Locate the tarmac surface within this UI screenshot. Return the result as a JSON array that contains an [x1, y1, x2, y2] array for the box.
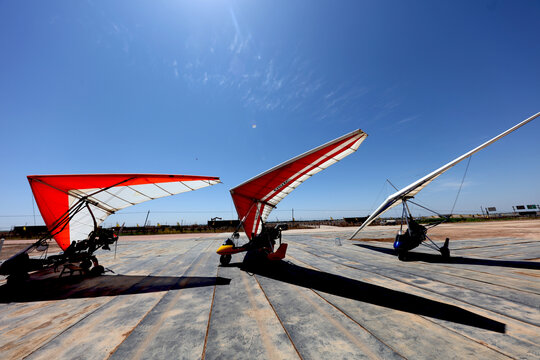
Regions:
[[0, 222, 539, 359]]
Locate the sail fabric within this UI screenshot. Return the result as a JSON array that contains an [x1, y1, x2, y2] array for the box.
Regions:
[[231, 129, 367, 239], [349, 111, 540, 239], [28, 174, 220, 250]]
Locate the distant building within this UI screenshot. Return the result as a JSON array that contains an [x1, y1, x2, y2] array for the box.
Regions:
[[513, 204, 539, 216]]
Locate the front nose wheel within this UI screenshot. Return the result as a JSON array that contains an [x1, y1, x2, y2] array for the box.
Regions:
[[220, 254, 231, 265]]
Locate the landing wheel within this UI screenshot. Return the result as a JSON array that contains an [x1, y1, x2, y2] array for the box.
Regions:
[[80, 259, 92, 272], [440, 246, 450, 259], [440, 237, 450, 259], [397, 250, 407, 261], [90, 265, 105, 276], [220, 254, 231, 266]]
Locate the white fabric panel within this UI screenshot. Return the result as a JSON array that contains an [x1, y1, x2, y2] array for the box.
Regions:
[[129, 183, 172, 199], [253, 202, 263, 234], [295, 174, 312, 184], [77, 180, 218, 213], [84, 187, 144, 210], [73, 187, 136, 212], [155, 181, 194, 194], [89, 189, 135, 210], [182, 180, 217, 190], [286, 180, 303, 192], [68, 192, 79, 208], [350, 139, 362, 151], [316, 157, 339, 171], [64, 178, 218, 242], [269, 193, 286, 205], [69, 203, 108, 242], [261, 205, 273, 223], [334, 148, 354, 161], [76, 188, 99, 197]]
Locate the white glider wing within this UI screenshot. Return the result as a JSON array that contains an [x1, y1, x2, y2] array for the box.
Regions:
[[350, 112, 539, 239]]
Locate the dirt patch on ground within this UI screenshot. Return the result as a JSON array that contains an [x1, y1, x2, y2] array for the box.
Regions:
[[426, 219, 540, 240], [349, 219, 540, 242]]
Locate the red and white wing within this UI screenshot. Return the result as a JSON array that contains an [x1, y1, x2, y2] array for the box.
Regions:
[[231, 129, 367, 239], [28, 174, 220, 250]]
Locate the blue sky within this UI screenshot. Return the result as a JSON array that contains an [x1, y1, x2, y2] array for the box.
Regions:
[[1, 0, 539, 229]]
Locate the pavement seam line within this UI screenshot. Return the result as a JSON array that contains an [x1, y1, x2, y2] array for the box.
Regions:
[[201, 249, 220, 360], [253, 275, 304, 360], [240, 270, 282, 359], [106, 241, 212, 359], [286, 254, 406, 360], [417, 314, 516, 359], [121, 240, 216, 360]]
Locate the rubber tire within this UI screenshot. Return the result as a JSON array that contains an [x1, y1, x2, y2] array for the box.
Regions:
[[80, 259, 92, 271], [397, 251, 407, 261], [440, 247, 450, 259], [90, 265, 105, 276], [220, 254, 231, 266]]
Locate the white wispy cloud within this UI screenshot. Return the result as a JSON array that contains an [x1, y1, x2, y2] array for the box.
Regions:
[[173, 60, 179, 78], [438, 180, 473, 189], [317, 85, 368, 122], [424, 180, 473, 194], [110, 22, 131, 54], [229, 8, 251, 54], [397, 115, 419, 125], [383, 100, 400, 109], [171, 12, 341, 116]]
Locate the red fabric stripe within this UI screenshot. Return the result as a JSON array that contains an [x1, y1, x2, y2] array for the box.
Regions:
[[262, 136, 356, 205]]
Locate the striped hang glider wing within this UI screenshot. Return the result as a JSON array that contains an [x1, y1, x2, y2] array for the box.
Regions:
[[28, 174, 220, 250], [231, 129, 367, 239], [349, 111, 540, 239]]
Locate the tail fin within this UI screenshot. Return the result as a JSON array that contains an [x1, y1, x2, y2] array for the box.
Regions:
[[268, 243, 288, 261]]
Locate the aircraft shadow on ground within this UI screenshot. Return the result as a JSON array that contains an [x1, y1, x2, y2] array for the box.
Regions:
[[0, 274, 231, 303], [227, 260, 505, 333], [355, 243, 540, 270]]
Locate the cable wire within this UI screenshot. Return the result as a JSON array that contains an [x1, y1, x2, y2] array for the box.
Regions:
[[450, 156, 472, 215]]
